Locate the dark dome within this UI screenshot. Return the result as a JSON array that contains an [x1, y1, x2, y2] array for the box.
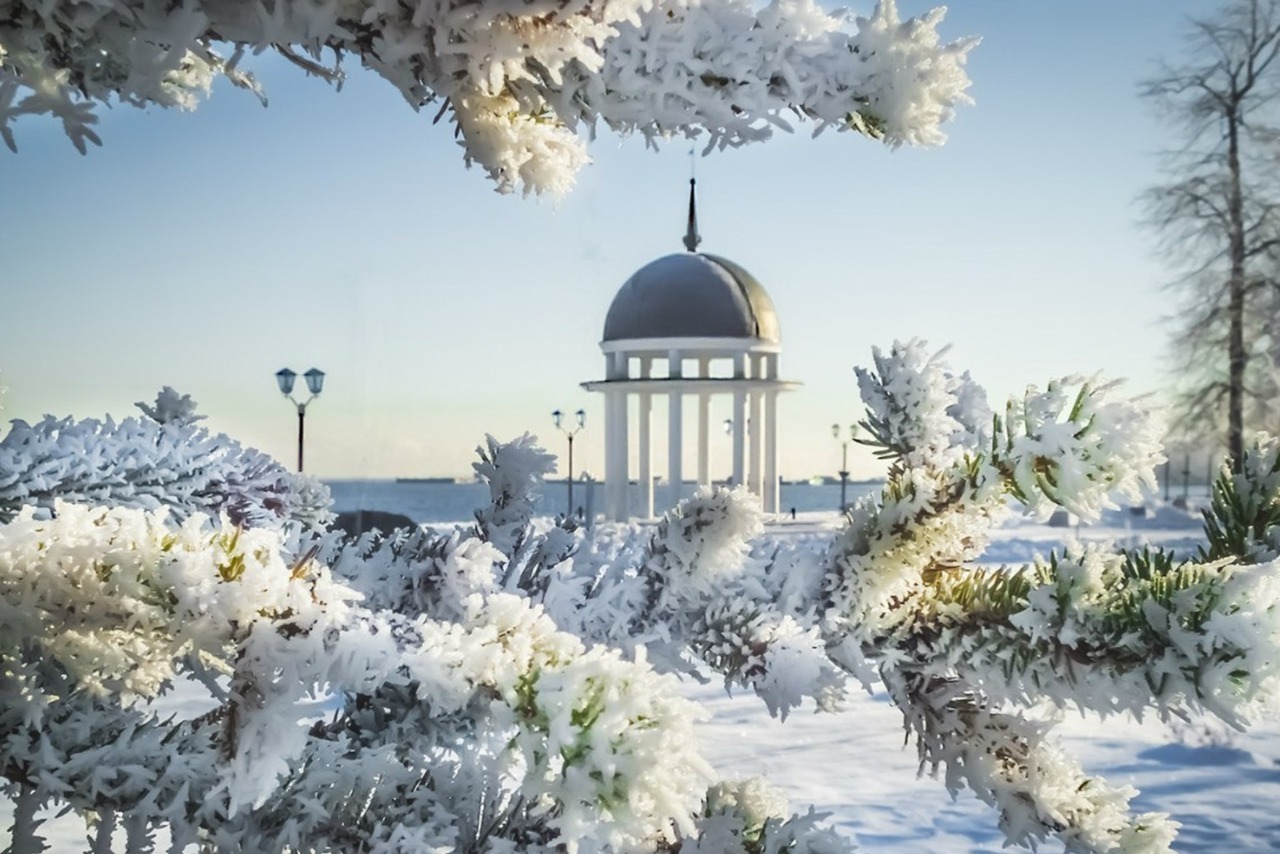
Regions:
[[602, 253, 780, 343]]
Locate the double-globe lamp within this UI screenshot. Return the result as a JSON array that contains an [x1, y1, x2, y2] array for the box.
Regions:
[[552, 408, 586, 518], [276, 367, 325, 472]]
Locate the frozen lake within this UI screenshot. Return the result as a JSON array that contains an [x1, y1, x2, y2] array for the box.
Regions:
[[324, 478, 883, 523]]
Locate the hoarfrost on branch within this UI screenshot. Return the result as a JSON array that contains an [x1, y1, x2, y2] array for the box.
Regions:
[[0, 0, 976, 194]]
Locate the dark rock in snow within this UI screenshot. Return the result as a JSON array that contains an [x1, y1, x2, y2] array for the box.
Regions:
[[333, 509, 418, 540]]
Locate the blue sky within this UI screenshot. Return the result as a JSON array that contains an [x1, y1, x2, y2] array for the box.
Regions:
[[0, 0, 1212, 481]]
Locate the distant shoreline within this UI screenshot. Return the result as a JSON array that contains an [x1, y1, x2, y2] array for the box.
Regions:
[[327, 477, 887, 487]]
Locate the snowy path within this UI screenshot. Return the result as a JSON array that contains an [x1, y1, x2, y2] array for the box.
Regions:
[[692, 679, 1280, 852]]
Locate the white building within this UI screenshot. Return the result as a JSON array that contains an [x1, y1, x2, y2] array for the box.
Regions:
[[582, 182, 800, 520]]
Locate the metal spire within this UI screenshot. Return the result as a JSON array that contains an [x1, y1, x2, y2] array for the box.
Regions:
[[682, 177, 702, 252]]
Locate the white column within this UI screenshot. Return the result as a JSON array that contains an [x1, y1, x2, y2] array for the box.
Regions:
[[668, 390, 683, 509], [638, 356, 653, 517], [603, 390, 619, 520], [638, 392, 653, 517], [617, 391, 630, 519], [732, 353, 746, 487], [697, 393, 710, 487], [603, 354, 617, 520], [748, 387, 763, 495], [666, 349, 683, 508], [697, 358, 711, 487], [764, 389, 779, 513], [605, 352, 631, 521]]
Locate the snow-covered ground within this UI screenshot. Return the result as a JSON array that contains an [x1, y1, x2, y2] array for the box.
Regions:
[[9, 504, 1279, 852], [691, 503, 1280, 853], [695, 679, 1280, 852]]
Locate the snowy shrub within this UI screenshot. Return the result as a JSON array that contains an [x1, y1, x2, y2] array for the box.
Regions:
[[5, 341, 1280, 854], [0, 388, 330, 531], [0, 0, 976, 195]]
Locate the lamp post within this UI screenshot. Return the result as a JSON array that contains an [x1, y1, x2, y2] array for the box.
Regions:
[[833, 423, 858, 511], [276, 367, 324, 472], [553, 408, 586, 517]]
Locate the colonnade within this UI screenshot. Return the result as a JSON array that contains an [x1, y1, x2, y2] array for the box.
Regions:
[[591, 343, 786, 520]]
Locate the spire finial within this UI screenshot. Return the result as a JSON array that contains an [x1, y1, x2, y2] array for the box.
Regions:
[[682, 176, 702, 252]]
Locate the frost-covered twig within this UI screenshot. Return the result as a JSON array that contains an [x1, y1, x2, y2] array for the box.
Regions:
[[885, 671, 1178, 854], [6, 782, 47, 854]]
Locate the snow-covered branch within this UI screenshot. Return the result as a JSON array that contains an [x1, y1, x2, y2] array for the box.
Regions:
[[0, 0, 976, 194], [0, 499, 728, 851], [816, 341, 1278, 852]]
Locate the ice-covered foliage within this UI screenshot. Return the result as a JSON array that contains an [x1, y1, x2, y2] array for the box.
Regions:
[[0, 389, 331, 530], [472, 431, 557, 553], [816, 342, 1276, 853], [680, 777, 855, 854], [0, 501, 347, 705], [0, 502, 718, 852], [996, 376, 1163, 522], [6, 342, 1280, 854], [134, 386, 203, 425], [1200, 432, 1280, 564], [0, 0, 976, 195], [470, 431, 583, 595]]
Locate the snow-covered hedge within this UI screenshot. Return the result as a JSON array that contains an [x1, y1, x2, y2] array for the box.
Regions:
[[4, 341, 1280, 854], [0, 387, 332, 530]]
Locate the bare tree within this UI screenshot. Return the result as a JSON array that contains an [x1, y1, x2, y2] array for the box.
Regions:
[[1143, 0, 1280, 468]]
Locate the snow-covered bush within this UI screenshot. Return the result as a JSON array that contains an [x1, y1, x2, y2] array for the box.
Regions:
[[4, 340, 1280, 854], [0, 387, 332, 530], [0, 0, 976, 194]]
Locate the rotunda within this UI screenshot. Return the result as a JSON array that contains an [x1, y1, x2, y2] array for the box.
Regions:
[[582, 181, 800, 520]]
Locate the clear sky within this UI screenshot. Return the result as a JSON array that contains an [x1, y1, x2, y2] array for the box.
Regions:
[[0, 0, 1213, 482]]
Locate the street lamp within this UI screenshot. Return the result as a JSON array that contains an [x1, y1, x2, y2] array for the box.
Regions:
[[833, 423, 858, 511], [553, 408, 586, 517], [276, 367, 324, 472]]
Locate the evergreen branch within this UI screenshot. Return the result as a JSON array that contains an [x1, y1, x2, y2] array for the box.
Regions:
[[885, 671, 1177, 854], [1199, 433, 1280, 562], [881, 546, 1272, 727]]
